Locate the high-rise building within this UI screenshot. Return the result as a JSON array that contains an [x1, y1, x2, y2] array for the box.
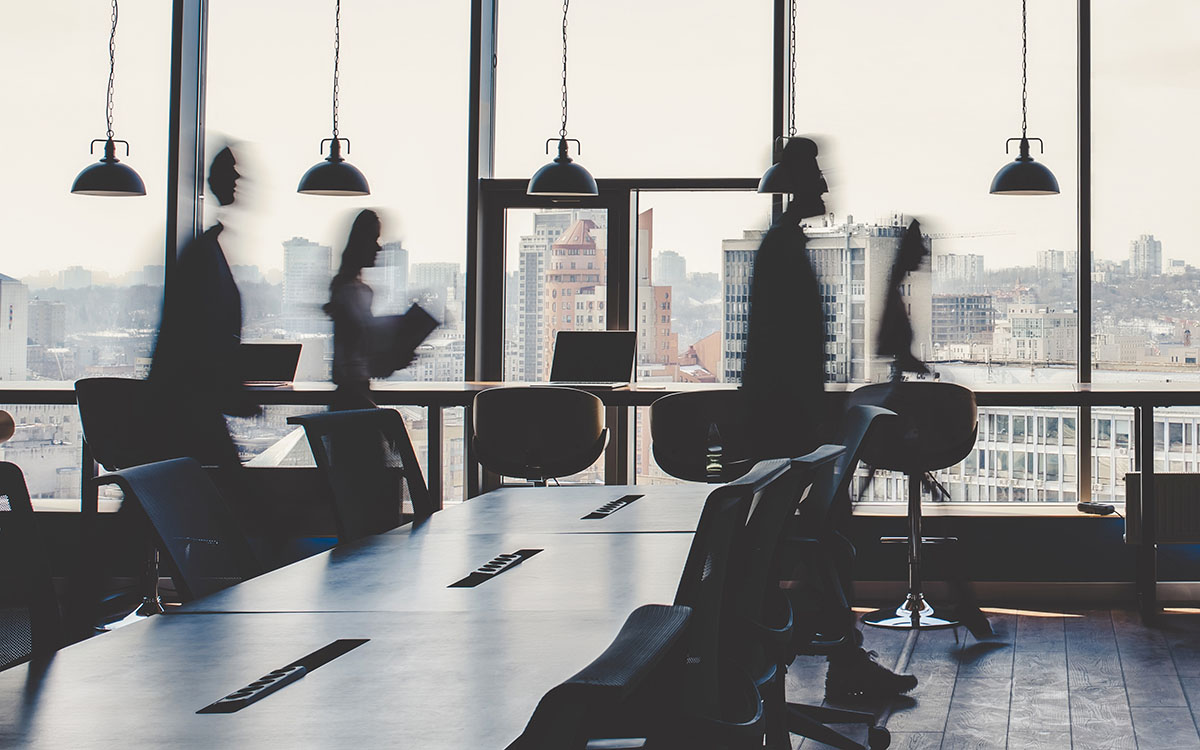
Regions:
[[0, 275, 29, 380], [721, 216, 931, 384], [514, 209, 607, 381], [1036, 248, 1077, 276], [1129, 234, 1162, 278], [720, 229, 763, 382], [932, 294, 994, 346], [544, 219, 607, 367], [363, 240, 409, 315], [992, 306, 1078, 363], [59, 266, 92, 289], [932, 252, 985, 292], [28, 299, 66, 348], [282, 237, 333, 335], [636, 210, 677, 367], [410, 262, 461, 324], [654, 249, 686, 287]]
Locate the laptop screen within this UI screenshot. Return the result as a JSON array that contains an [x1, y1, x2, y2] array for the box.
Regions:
[[238, 343, 302, 385], [549, 331, 637, 383]]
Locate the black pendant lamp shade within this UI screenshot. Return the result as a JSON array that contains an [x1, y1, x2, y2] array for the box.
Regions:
[[527, 0, 598, 198], [990, 0, 1058, 196], [72, 0, 146, 197], [758, 138, 796, 194], [298, 0, 369, 196], [528, 138, 597, 197], [72, 138, 146, 196], [990, 137, 1059, 195], [298, 138, 370, 196]]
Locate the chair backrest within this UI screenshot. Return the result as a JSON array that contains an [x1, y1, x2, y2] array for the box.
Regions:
[[845, 381, 978, 473], [288, 408, 432, 541], [672, 464, 769, 716], [472, 387, 607, 482], [103, 458, 261, 601], [650, 390, 755, 482], [75, 377, 170, 471], [0, 462, 61, 670], [797, 404, 898, 531]]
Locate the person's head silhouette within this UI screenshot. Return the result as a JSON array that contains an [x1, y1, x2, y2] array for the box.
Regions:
[[896, 218, 928, 274], [345, 209, 382, 271], [209, 146, 240, 207], [781, 137, 828, 221]]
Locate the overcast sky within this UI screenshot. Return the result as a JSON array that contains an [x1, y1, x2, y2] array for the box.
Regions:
[[2, 1, 1196, 280]]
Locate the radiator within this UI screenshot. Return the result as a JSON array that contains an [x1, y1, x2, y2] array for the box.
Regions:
[[1124, 472, 1200, 544]]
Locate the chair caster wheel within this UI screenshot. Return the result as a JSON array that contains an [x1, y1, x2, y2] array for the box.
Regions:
[[868, 725, 890, 749]]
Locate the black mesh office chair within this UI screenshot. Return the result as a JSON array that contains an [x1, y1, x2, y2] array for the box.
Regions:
[[508, 604, 693, 749], [102, 458, 262, 602], [649, 390, 755, 483], [0, 462, 62, 671], [472, 387, 607, 485], [288, 408, 433, 542]]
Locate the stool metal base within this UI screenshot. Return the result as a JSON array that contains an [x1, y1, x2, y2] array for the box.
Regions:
[[862, 593, 958, 630]]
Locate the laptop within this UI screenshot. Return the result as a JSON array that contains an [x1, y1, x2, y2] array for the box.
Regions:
[[238, 343, 302, 386], [547, 330, 637, 389]]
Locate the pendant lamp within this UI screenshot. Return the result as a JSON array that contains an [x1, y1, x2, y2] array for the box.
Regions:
[[298, 0, 370, 196], [71, 0, 146, 197], [527, 0, 597, 197], [990, 0, 1059, 195], [758, 0, 798, 194]]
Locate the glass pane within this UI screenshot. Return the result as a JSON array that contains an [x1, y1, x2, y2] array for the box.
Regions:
[[1093, 1, 1200, 383], [494, 0, 772, 179], [2, 2, 171, 386], [1092, 407, 1134, 503], [207, 0, 469, 382], [798, 0, 1078, 388], [632, 192, 772, 386], [501, 207, 608, 485]]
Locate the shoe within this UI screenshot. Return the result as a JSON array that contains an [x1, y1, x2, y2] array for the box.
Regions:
[[957, 606, 995, 641], [825, 647, 918, 699]]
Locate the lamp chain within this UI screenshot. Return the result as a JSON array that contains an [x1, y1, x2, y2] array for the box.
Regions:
[[106, 0, 118, 139], [560, 0, 570, 139], [332, 0, 341, 138], [1021, 0, 1027, 138], [788, 0, 796, 137]]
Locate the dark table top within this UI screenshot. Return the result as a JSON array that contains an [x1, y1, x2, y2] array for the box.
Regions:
[[404, 483, 708, 536], [0, 610, 641, 749]]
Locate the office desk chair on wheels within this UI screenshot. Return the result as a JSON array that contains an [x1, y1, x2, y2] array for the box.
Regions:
[[846, 381, 978, 630]]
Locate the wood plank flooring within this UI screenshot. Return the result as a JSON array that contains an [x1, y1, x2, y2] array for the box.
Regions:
[[787, 609, 1200, 749]]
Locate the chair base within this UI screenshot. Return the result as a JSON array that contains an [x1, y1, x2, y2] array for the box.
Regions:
[[101, 595, 165, 631], [861, 593, 958, 630]]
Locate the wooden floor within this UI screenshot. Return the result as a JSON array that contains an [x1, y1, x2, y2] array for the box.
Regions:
[[786, 609, 1200, 749]]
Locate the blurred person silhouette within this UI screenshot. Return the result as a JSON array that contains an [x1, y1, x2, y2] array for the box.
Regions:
[[879, 218, 931, 378], [741, 136, 918, 699], [325, 209, 417, 410], [873, 218, 995, 640], [149, 145, 258, 471]]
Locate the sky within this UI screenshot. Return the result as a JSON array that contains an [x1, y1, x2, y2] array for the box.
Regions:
[[2, 1, 1198, 280]]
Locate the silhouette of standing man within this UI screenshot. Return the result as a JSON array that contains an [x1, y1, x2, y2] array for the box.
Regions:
[[742, 137, 829, 460], [742, 137, 918, 699], [150, 145, 257, 469]]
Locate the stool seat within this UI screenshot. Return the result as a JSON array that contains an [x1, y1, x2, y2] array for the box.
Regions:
[[846, 381, 977, 473]]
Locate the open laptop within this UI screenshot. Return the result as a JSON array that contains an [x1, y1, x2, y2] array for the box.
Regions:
[[547, 330, 637, 389], [238, 342, 302, 387]]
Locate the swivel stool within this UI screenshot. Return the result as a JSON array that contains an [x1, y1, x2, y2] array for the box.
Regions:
[[846, 381, 978, 629]]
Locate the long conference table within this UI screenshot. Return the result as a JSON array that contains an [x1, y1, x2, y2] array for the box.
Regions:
[[0, 484, 712, 748]]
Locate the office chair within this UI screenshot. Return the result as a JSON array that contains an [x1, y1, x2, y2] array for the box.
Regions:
[[507, 604, 693, 749], [101, 458, 262, 602], [510, 460, 780, 749], [649, 389, 755, 482], [288, 408, 433, 542], [846, 381, 979, 630], [0, 461, 63, 671], [74, 377, 178, 627], [472, 387, 607, 485], [761, 406, 898, 750]]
